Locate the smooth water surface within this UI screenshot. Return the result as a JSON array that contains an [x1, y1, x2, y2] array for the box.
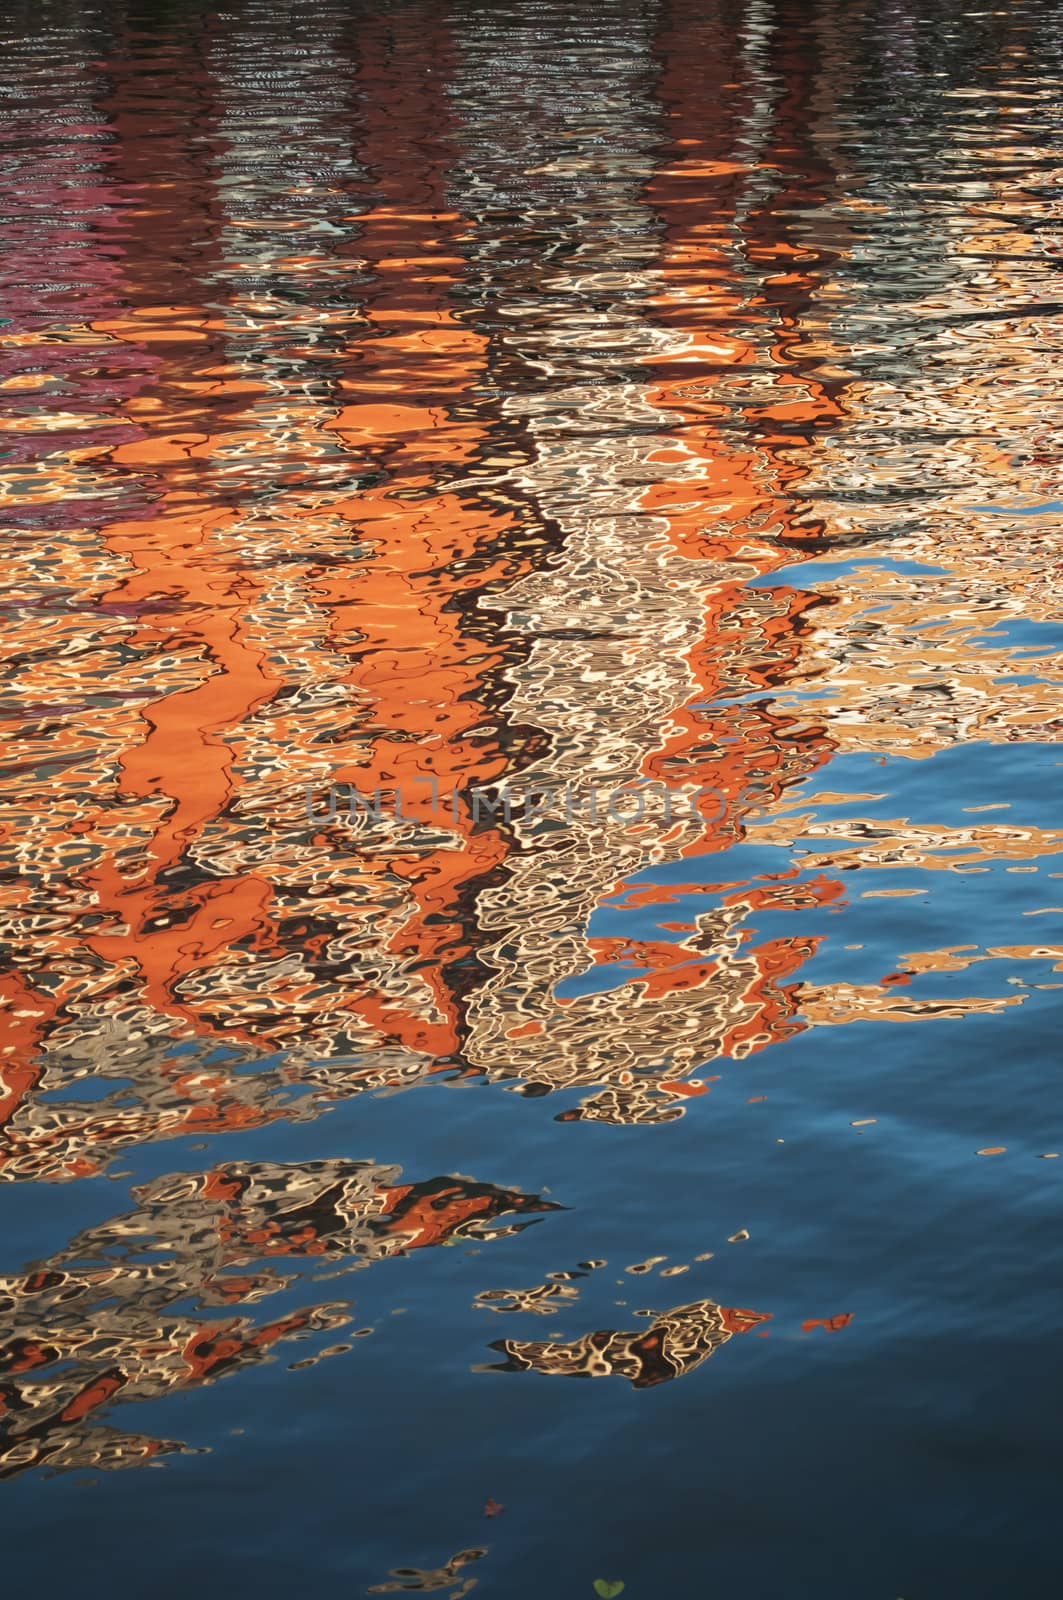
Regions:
[[1, 0, 1061, 1594]]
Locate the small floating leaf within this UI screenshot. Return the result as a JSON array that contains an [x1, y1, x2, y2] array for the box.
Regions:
[[593, 1582, 625, 1599]]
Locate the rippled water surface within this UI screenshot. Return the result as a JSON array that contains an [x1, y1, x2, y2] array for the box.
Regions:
[[1, 0, 1062, 1593]]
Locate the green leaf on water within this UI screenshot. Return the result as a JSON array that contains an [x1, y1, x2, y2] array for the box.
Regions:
[[593, 1583, 625, 1599]]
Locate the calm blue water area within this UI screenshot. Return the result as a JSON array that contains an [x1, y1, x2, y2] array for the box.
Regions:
[[37, 1076, 135, 1102], [969, 501, 1062, 514], [0, 1173, 138, 1270], [4, 1003, 1062, 1598], [969, 617, 1063, 654], [749, 557, 950, 590]]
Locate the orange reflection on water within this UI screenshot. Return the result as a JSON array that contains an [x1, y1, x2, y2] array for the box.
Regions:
[[0, 0, 1061, 1513]]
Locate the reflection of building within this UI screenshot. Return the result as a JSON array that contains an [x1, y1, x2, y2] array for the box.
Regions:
[[751, 0, 1063, 765], [0, 1159, 556, 1478], [0, 0, 849, 1164], [0, 0, 1060, 1182], [0, 1, 524, 1176], [449, 0, 846, 1115], [483, 1297, 770, 1388]]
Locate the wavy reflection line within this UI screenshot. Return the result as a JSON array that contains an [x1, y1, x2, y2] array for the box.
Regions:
[[0, 1156, 557, 1478]]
